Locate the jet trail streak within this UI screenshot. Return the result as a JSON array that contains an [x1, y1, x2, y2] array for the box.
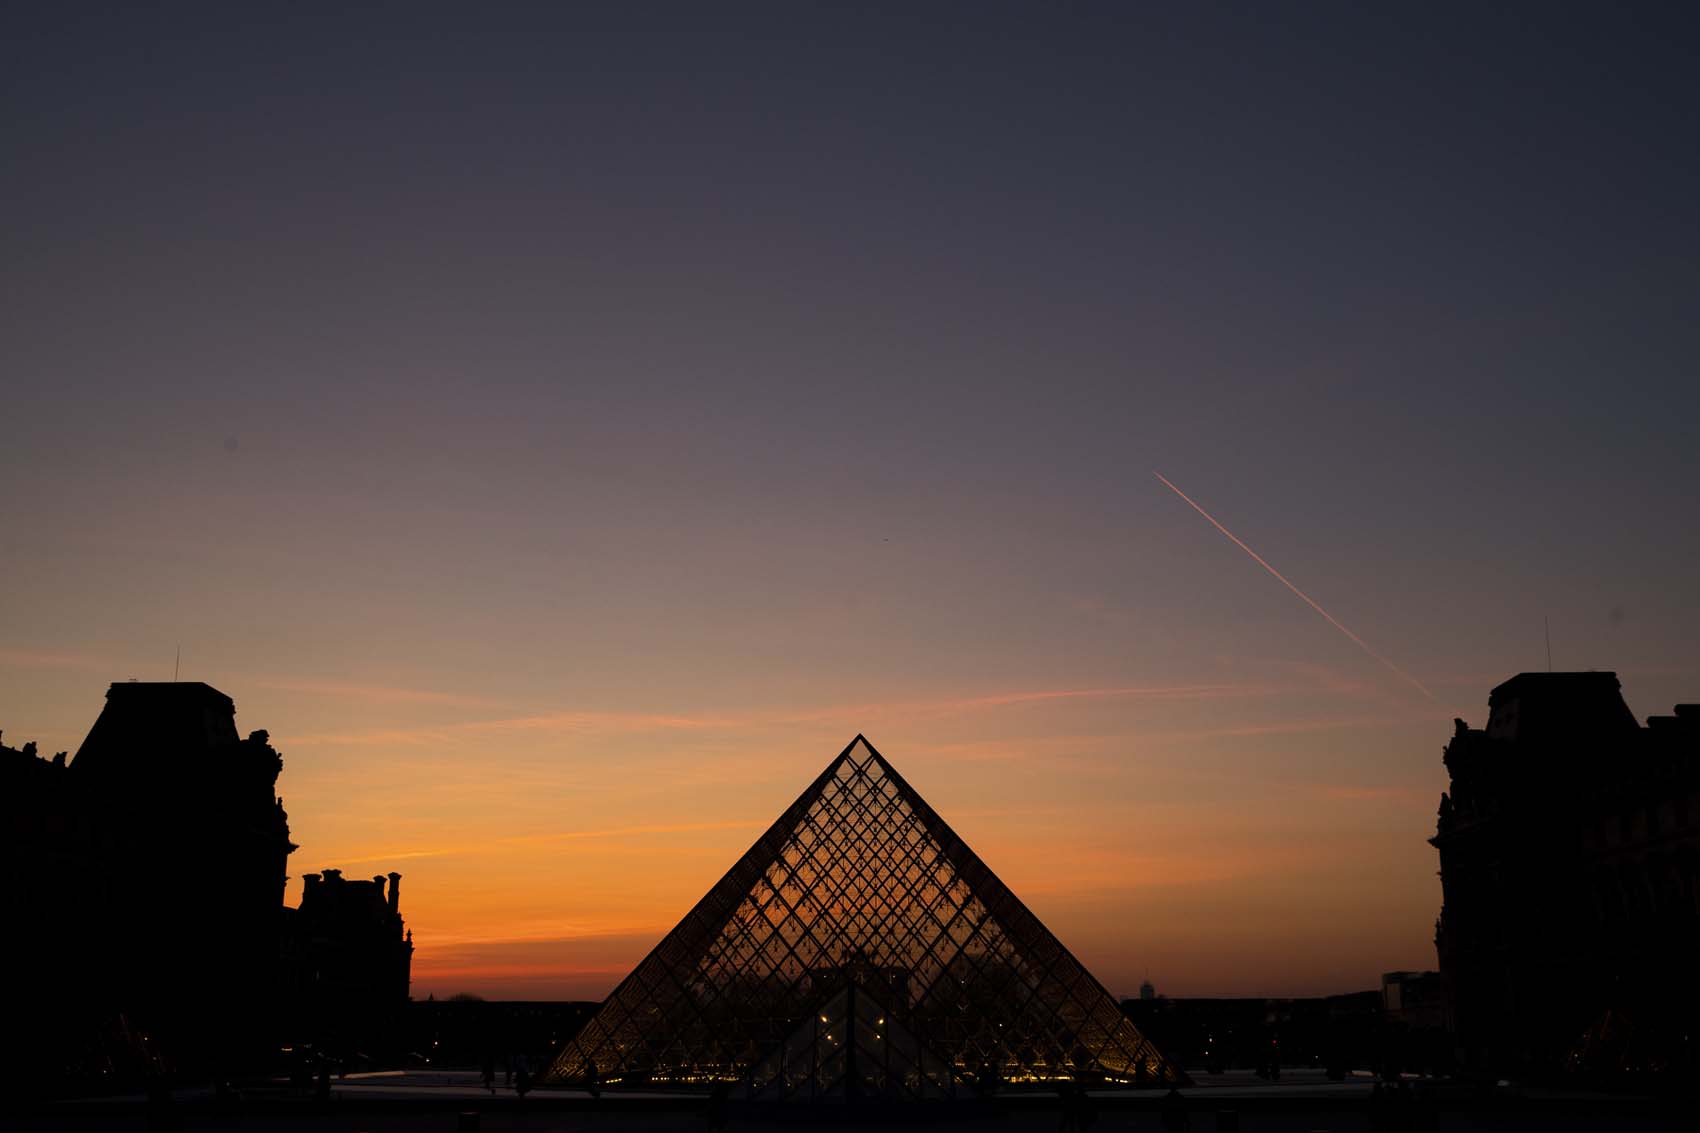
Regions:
[[1154, 471, 1436, 701]]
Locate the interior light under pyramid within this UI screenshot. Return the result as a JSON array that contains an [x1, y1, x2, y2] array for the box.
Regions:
[[543, 735, 1181, 1098]]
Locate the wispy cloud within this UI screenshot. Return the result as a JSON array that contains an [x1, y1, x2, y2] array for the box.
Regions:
[[0, 653, 509, 712], [274, 676, 1418, 763], [1313, 784, 1433, 803], [783, 681, 1289, 724], [0, 648, 127, 672], [1065, 595, 1136, 628], [901, 734, 1125, 764], [286, 663, 1481, 760], [280, 708, 744, 748], [940, 684, 1282, 711], [415, 961, 632, 983], [479, 710, 743, 733], [407, 929, 673, 997], [1161, 715, 1399, 740], [313, 818, 768, 869], [505, 818, 766, 847], [253, 677, 515, 710]]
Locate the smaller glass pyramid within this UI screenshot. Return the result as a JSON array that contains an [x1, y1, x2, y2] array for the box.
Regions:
[[745, 971, 960, 1100], [543, 736, 1182, 1096]]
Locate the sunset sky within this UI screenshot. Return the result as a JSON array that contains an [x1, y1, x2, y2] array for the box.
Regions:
[[4, 3, 1698, 1001]]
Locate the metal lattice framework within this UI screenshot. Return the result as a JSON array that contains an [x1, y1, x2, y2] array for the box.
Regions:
[[543, 736, 1181, 1098]]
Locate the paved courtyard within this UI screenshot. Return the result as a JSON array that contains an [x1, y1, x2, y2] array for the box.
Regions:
[[18, 1068, 1688, 1132]]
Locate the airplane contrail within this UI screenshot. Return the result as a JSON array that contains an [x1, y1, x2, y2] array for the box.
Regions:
[[1153, 470, 1436, 701]]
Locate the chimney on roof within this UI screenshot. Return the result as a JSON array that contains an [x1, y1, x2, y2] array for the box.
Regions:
[[388, 872, 402, 914]]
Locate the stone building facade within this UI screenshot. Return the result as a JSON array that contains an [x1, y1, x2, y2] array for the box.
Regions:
[[282, 867, 414, 1060], [5, 682, 296, 1082], [3, 681, 414, 1089], [1432, 672, 1700, 1079]]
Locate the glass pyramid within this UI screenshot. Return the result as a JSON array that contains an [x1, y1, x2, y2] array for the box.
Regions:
[[543, 736, 1182, 1097]]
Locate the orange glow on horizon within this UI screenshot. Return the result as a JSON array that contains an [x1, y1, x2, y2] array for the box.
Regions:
[[254, 674, 1456, 1001]]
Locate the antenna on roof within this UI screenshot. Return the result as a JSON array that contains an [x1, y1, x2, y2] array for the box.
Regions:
[[1544, 617, 1552, 672], [174, 643, 181, 682]]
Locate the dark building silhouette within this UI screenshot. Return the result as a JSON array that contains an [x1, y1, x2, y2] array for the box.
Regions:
[[4, 682, 294, 1084], [282, 867, 414, 1060], [1125, 992, 1368, 1074], [3, 681, 413, 1091], [1121, 986, 1449, 1079], [1432, 672, 1700, 1079], [409, 999, 598, 1077], [1381, 970, 1444, 1032]]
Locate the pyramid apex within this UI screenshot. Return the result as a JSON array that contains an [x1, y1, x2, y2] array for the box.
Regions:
[[832, 733, 882, 765]]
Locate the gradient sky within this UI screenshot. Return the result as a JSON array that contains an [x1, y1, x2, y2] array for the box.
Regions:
[[4, 2, 1698, 1001]]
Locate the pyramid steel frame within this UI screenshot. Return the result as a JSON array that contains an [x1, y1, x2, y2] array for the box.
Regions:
[[543, 736, 1182, 1097]]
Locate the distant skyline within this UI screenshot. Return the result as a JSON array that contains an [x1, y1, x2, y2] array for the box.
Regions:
[[4, 3, 1698, 1000]]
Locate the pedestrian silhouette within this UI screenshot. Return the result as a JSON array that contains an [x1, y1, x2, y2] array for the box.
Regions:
[[1057, 1080, 1096, 1132], [704, 1078, 729, 1131], [514, 1053, 532, 1099], [1161, 1086, 1190, 1133]]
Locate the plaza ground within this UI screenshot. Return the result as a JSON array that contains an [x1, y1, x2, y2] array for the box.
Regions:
[[16, 1068, 1689, 1131]]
